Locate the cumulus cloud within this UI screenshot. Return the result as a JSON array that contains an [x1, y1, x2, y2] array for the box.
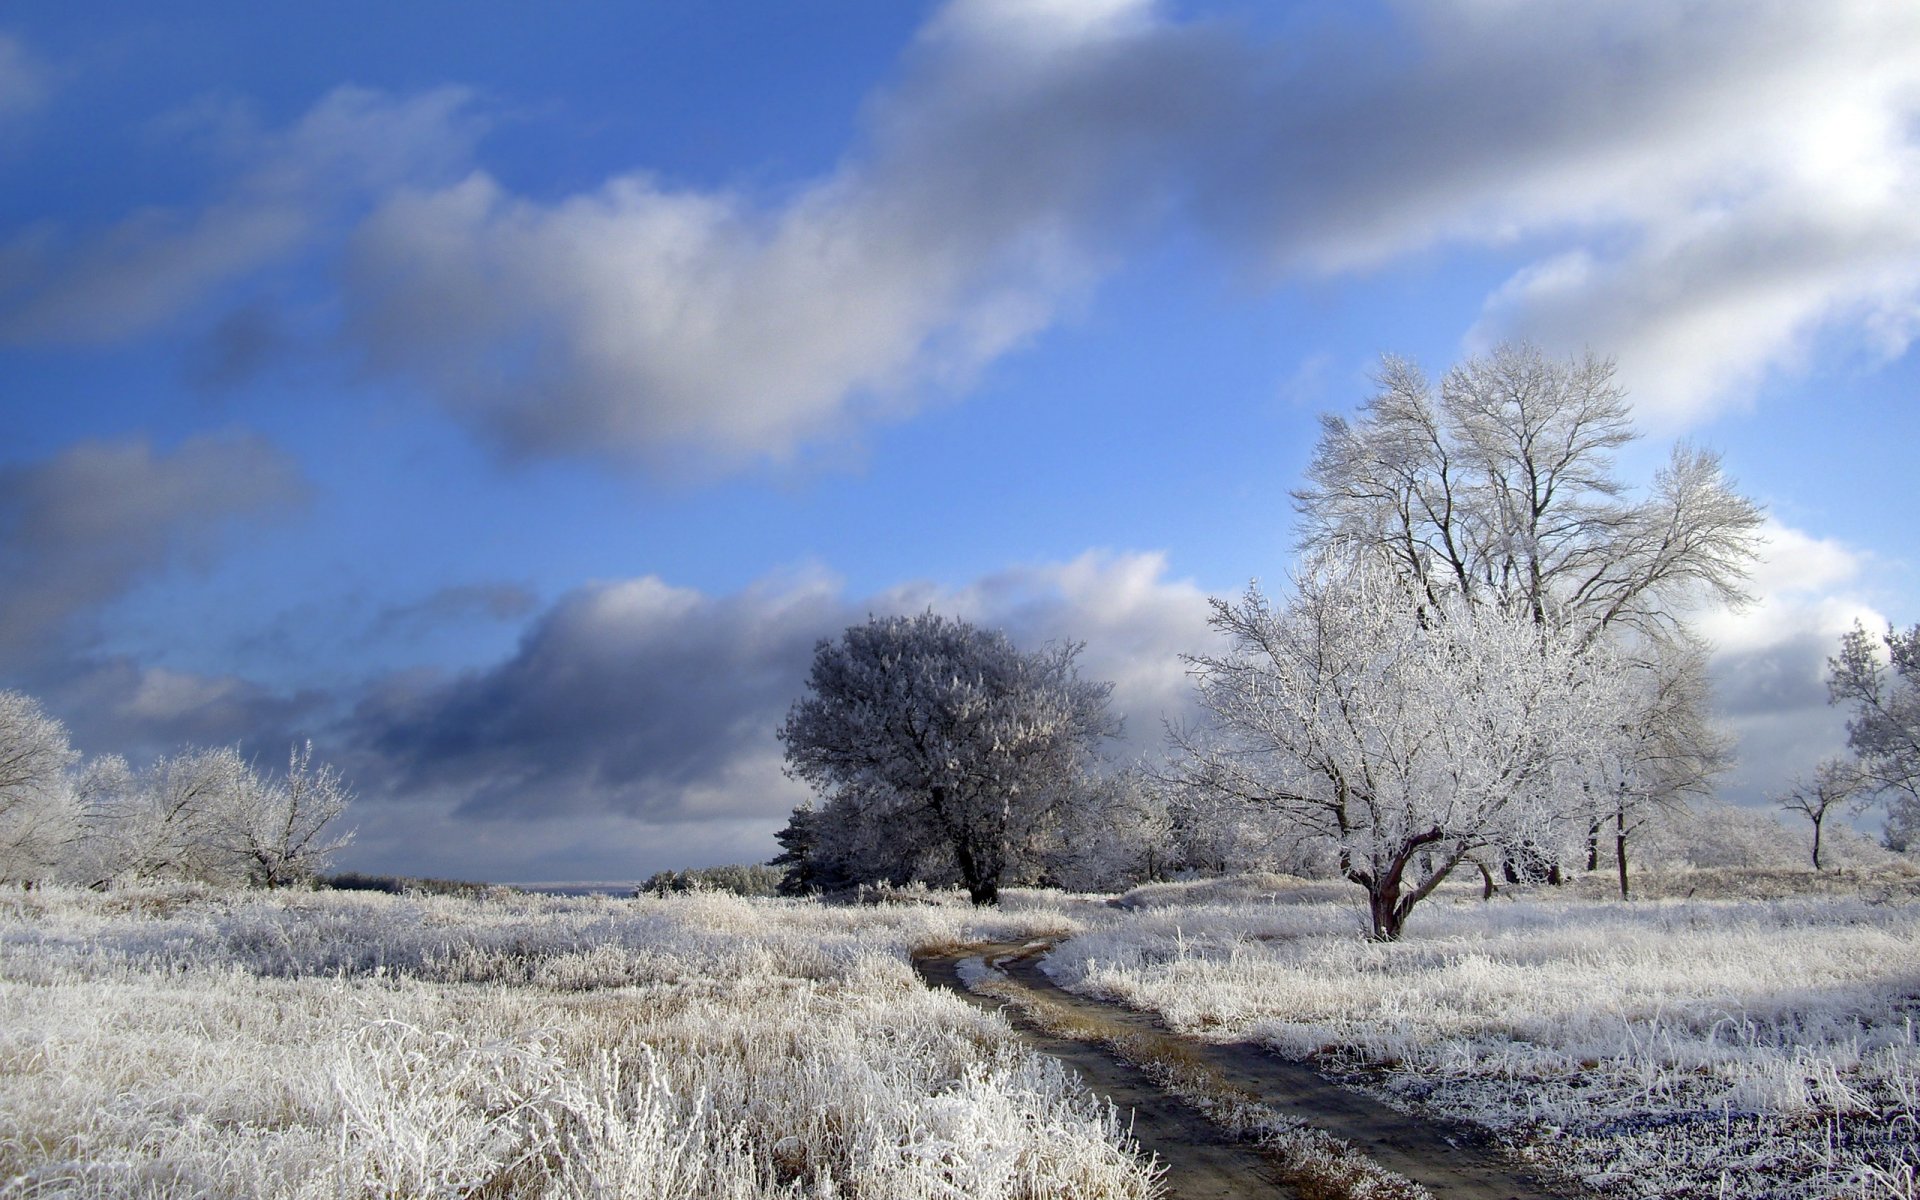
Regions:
[[0, 86, 480, 344], [344, 552, 1212, 839], [0, 435, 308, 667]]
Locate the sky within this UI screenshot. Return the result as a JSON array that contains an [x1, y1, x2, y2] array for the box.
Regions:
[[3, 0, 1917, 883]]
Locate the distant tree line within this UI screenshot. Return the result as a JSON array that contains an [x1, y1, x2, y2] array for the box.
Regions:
[[0, 688, 353, 889]]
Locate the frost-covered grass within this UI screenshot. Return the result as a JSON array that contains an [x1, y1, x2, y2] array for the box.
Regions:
[[1048, 866, 1920, 1200], [0, 883, 1159, 1200]]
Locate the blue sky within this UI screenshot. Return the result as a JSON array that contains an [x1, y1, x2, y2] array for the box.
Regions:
[[3, 0, 1917, 881]]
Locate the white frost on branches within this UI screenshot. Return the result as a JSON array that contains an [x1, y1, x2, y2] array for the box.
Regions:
[[1176, 553, 1625, 940]]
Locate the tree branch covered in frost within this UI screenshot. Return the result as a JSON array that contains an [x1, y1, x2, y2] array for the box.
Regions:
[[1281, 344, 1761, 892], [0, 689, 79, 884]]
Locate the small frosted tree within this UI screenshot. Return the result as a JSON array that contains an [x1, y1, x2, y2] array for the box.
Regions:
[[214, 742, 356, 887], [779, 612, 1116, 905], [1587, 633, 1731, 897], [1776, 758, 1867, 870], [1176, 553, 1623, 941], [76, 746, 251, 884], [0, 690, 80, 885]]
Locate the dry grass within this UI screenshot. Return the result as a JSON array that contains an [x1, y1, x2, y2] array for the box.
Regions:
[[0, 884, 1159, 1200]]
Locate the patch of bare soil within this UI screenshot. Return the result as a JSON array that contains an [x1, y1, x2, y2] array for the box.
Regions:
[[917, 941, 1587, 1200]]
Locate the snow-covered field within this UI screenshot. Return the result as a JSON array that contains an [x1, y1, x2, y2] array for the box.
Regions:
[[1048, 867, 1920, 1200], [6, 869, 1916, 1199], [0, 885, 1157, 1200]]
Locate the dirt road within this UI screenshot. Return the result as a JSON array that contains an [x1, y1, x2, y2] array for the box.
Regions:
[[915, 940, 1580, 1200]]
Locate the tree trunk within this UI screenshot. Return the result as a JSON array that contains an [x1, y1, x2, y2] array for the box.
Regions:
[[1476, 860, 1498, 900], [1811, 813, 1824, 871], [1615, 806, 1631, 900], [1368, 881, 1405, 941]]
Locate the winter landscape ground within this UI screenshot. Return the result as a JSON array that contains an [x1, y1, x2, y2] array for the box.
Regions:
[[4, 869, 1917, 1200]]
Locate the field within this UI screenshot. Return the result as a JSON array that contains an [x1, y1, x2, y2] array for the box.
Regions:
[[3, 868, 1917, 1199], [0, 885, 1152, 1199]]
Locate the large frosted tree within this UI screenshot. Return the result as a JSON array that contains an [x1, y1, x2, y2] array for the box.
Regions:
[[778, 612, 1116, 905], [1290, 345, 1760, 886], [1177, 553, 1623, 940]]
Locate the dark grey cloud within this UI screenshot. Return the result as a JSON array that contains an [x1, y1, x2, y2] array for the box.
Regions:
[[343, 553, 1211, 837], [0, 434, 309, 668], [26, 655, 332, 767]]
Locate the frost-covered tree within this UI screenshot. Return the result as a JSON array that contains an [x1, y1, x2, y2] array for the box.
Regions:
[[1045, 768, 1178, 892], [213, 742, 355, 887], [0, 690, 80, 885], [76, 743, 353, 887], [1827, 621, 1920, 849], [76, 746, 251, 884], [779, 612, 1117, 905], [1176, 553, 1623, 941], [1776, 758, 1867, 870], [1291, 345, 1760, 881]]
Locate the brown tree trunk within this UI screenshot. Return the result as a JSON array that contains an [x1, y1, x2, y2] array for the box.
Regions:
[[1615, 807, 1631, 899], [1811, 814, 1824, 871]]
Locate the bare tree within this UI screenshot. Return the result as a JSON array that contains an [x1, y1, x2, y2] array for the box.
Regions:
[[1046, 767, 1177, 892], [75, 743, 353, 887], [1776, 758, 1868, 870], [779, 612, 1116, 905], [1828, 621, 1920, 849], [77, 746, 251, 884], [0, 690, 79, 885], [1176, 552, 1623, 941]]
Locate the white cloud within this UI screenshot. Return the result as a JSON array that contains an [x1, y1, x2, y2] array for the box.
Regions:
[[8, 1, 1919, 458]]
